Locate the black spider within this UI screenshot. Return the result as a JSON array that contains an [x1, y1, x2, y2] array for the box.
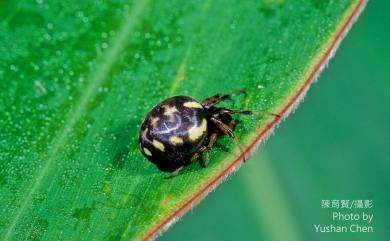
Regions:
[[139, 90, 279, 178]]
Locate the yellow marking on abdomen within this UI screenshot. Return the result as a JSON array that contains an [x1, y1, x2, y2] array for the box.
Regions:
[[169, 135, 183, 145], [149, 117, 159, 126], [183, 101, 203, 109], [188, 119, 207, 141], [163, 105, 178, 117], [153, 140, 165, 152], [143, 147, 152, 156]]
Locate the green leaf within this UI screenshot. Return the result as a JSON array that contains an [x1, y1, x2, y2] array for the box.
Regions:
[[0, 0, 365, 240]]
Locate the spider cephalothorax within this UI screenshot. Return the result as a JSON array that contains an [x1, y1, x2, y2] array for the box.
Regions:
[[139, 90, 279, 178]]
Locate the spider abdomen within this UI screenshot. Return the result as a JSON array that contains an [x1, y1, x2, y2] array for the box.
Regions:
[[139, 96, 208, 171]]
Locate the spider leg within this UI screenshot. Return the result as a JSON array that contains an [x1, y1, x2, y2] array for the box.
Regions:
[[164, 146, 207, 179], [190, 145, 207, 162], [210, 117, 246, 162], [227, 119, 238, 131], [201, 90, 245, 108], [201, 133, 218, 167], [164, 166, 184, 179], [219, 108, 280, 118]]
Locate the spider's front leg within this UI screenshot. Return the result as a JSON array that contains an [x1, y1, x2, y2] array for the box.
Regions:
[[201, 90, 246, 108], [219, 108, 280, 118]]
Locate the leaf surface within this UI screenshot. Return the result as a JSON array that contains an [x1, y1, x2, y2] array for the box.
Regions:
[[0, 0, 365, 240]]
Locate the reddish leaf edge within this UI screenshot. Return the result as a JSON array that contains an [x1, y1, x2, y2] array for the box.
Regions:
[[142, 0, 367, 240]]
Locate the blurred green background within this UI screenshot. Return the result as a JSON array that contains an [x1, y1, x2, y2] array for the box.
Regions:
[[158, 1, 390, 241]]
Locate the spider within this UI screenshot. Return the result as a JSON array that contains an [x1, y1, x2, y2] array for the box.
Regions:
[[139, 90, 279, 178]]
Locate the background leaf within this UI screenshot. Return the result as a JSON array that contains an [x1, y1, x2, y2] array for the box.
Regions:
[[0, 0, 365, 240]]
